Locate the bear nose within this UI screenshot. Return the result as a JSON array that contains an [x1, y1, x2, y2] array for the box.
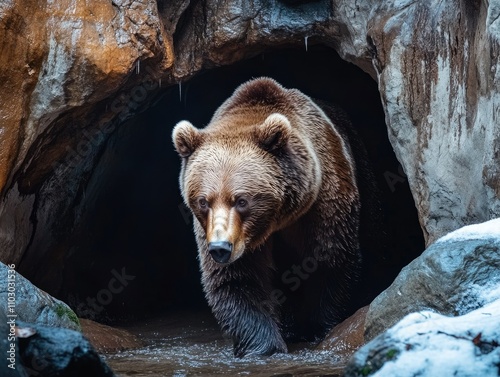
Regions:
[[208, 241, 233, 264]]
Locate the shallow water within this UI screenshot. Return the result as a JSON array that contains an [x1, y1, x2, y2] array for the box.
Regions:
[[104, 311, 344, 376]]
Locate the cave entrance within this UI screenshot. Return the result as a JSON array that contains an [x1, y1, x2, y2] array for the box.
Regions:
[[59, 46, 424, 323]]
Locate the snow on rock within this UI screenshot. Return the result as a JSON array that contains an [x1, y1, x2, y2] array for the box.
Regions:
[[365, 218, 500, 341], [440, 218, 500, 242], [344, 299, 500, 377]]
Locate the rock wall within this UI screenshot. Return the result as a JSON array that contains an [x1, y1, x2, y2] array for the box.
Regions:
[[0, 0, 499, 273], [367, 1, 500, 243]]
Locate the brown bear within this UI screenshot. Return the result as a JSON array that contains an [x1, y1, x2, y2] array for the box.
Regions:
[[172, 77, 378, 357]]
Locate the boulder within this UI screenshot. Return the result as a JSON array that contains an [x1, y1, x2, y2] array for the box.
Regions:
[[16, 322, 115, 377], [345, 299, 500, 377], [345, 218, 500, 376], [365, 218, 500, 341], [0, 262, 80, 331]]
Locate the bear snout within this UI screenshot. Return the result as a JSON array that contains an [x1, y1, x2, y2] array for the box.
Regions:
[[208, 241, 233, 264]]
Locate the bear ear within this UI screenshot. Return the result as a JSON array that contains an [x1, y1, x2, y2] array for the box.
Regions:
[[172, 120, 203, 158], [254, 113, 292, 152]]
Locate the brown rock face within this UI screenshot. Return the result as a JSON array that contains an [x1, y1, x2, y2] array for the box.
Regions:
[[0, 0, 171, 192], [0, 0, 498, 317], [316, 306, 368, 364], [80, 319, 143, 353]]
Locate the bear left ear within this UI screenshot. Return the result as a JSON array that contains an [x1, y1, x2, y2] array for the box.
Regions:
[[254, 113, 292, 152], [172, 120, 203, 158]]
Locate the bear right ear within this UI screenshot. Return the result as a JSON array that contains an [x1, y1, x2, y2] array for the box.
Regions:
[[172, 120, 203, 158], [254, 113, 292, 152]]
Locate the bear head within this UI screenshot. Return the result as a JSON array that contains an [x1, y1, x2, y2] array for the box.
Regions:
[[172, 78, 322, 264]]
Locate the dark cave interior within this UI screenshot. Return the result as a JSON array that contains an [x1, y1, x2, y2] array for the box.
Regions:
[[38, 45, 424, 324]]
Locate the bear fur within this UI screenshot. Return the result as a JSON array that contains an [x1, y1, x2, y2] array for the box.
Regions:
[[172, 77, 376, 357]]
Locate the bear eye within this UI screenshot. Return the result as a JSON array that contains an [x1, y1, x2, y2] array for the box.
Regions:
[[235, 198, 248, 209], [198, 198, 208, 210]]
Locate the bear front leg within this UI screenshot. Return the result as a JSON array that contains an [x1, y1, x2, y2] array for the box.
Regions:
[[200, 247, 287, 357]]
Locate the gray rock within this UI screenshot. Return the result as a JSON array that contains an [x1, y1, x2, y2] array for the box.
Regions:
[[0, 262, 80, 331], [16, 322, 115, 377], [365, 218, 500, 341], [345, 299, 500, 377]]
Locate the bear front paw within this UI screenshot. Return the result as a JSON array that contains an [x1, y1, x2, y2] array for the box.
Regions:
[[233, 334, 288, 358]]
